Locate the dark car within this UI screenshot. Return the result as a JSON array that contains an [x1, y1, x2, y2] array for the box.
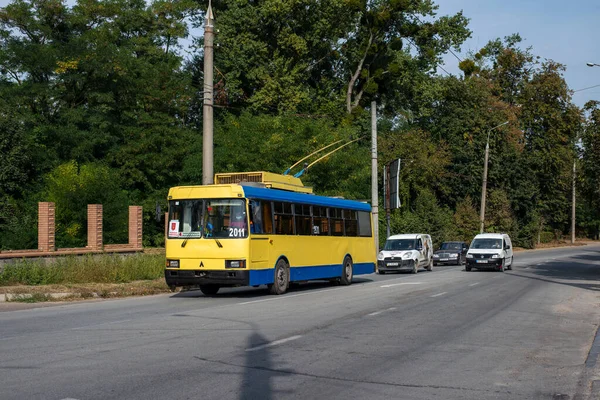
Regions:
[[433, 241, 468, 266]]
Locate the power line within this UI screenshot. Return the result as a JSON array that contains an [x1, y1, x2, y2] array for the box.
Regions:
[[438, 64, 452, 76], [412, 15, 463, 63], [405, 38, 452, 76], [447, 48, 463, 63], [573, 84, 600, 93]]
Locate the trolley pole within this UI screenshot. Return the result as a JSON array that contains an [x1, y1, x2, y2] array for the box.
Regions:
[[202, 1, 215, 185], [371, 101, 379, 253]]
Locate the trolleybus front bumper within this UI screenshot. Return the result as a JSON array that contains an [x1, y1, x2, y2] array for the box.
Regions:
[[165, 269, 249, 287]]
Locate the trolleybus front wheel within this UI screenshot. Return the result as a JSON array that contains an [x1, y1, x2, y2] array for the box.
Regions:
[[268, 259, 289, 295]]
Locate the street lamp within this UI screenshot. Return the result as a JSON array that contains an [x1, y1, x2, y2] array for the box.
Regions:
[[479, 121, 509, 234], [587, 62, 600, 67]]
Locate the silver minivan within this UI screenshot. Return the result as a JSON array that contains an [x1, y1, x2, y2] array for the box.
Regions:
[[465, 233, 513, 272]]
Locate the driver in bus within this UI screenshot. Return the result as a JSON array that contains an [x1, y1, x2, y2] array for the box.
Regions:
[[230, 207, 247, 229]]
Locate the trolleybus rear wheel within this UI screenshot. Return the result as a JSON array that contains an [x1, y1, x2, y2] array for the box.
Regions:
[[340, 256, 353, 285]]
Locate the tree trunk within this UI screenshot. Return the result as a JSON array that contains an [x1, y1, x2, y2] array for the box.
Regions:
[[346, 32, 373, 114]]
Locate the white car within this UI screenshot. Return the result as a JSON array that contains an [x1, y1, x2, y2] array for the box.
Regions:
[[377, 234, 433, 274], [465, 233, 514, 272]]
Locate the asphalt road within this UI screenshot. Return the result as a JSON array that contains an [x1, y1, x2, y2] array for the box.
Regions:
[[2, 244, 600, 400]]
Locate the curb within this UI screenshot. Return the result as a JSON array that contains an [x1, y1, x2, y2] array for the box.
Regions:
[[0, 292, 79, 302]]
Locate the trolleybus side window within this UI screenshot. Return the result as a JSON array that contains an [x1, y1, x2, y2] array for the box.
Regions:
[[295, 204, 312, 235], [312, 206, 329, 236], [357, 211, 372, 237], [345, 209, 358, 237], [274, 202, 294, 235], [249, 200, 263, 234], [331, 208, 344, 236], [262, 201, 273, 233]]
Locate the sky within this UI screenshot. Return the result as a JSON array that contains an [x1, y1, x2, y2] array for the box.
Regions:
[[1, 0, 599, 107], [437, 0, 600, 107]]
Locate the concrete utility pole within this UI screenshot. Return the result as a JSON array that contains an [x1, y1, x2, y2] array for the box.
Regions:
[[572, 160, 576, 244], [479, 140, 490, 234], [371, 101, 379, 252], [202, 1, 215, 185], [479, 121, 509, 234]]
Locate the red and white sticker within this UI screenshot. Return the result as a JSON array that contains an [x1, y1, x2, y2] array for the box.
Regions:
[[169, 220, 180, 237]]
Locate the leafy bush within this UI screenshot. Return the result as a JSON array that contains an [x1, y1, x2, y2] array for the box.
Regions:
[[388, 189, 454, 248]]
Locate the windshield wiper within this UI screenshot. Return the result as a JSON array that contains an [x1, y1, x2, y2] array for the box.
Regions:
[[181, 237, 190, 248], [214, 239, 223, 248]]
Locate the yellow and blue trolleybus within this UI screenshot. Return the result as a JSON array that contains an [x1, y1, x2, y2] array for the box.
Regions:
[[165, 172, 376, 295]]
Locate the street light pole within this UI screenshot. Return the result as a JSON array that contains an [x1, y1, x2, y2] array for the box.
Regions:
[[586, 62, 600, 67], [202, 1, 215, 185], [479, 121, 509, 234], [572, 160, 576, 244], [371, 101, 379, 254]]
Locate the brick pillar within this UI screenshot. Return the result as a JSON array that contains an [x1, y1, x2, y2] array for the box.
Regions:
[[87, 204, 103, 250], [128, 206, 143, 249], [38, 202, 55, 252]]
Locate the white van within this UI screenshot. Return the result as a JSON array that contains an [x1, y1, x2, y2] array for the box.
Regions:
[[465, 233, 513, 272], [377, 234, 433, 274]]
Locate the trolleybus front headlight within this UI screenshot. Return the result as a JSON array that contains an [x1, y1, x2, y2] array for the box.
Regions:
[[225, 260, 246, 268], [166, 259, 180, 268]]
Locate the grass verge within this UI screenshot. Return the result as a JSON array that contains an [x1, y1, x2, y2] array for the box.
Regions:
[[0, 253, 164, 286]]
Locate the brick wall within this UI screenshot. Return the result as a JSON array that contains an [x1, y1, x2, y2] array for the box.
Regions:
[[87, 204, 103, 250], [128, 206, 143, 249], [37, 202, 55, 252]]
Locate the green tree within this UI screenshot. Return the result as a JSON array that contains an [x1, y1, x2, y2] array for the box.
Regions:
[[194, 0, 470, 117], [389, 189, 453, 247], [453, 196, 479, 243], [42, 161, 129, 247], [580, 101, 600, 239]]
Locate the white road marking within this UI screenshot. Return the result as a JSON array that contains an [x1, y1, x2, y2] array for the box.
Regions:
[[238, 287, 345, 305], [245, 335, 302, 352], [431, 292, 447, 298], [380, 282, 423, 288], [468, 282, 480, 287], [367, 307, 397, 317]]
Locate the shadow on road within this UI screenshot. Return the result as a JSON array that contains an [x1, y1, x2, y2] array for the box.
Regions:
[[240, 331, 276, 400], [509, 248, 600, 291], [170, 277, 374, 300]]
